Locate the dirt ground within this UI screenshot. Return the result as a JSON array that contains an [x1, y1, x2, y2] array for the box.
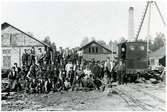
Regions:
[[1, 82, 166, 111]]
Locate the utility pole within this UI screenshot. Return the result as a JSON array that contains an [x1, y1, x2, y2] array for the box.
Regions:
[[147, 2, 152, 59]]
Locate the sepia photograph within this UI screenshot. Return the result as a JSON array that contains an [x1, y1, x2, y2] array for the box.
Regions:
[[1, 0, 166, 111]]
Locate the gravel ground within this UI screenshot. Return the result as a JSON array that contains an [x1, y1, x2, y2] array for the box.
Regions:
[[1, 82, 166, 111]]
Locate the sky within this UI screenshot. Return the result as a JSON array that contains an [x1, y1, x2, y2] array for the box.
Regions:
[[1, 1, 167, 48]]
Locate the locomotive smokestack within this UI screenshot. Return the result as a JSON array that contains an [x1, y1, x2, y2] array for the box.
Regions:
[[128, 7, 135, 41]]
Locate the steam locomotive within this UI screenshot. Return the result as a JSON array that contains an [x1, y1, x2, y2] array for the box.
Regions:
[[118, 41, 148, 81]]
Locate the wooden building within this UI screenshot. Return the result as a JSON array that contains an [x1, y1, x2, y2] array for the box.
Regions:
[[1, 22, 50, 69], [80, 41, 112, 61]]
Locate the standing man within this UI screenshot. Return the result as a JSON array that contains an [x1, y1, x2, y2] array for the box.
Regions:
[[8, 67, 17, 91], [111, 61, 117, 82], [14, 63, 21, 75], [27, 49, 31, 68], [43, 47, 51, 65], [30, 47, 36, 65], [22, 49, 29, 66], [104, 57, 113, 84], [117, 59, 125, 85], [65, 60, 73, 75], [37, 48, 44, 66], [59, 47, 63, 66]]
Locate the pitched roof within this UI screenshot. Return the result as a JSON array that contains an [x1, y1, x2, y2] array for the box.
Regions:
[[80, 40, 112, 53], [1, 22, 50, 48], [149, 46, 166, 58]]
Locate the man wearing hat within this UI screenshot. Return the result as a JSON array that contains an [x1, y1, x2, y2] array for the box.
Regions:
[[37, 48, 44, 66], [104, 57, 113, 84]]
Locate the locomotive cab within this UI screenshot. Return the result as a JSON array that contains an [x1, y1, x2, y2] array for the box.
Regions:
[[118, 41, 148, 82]]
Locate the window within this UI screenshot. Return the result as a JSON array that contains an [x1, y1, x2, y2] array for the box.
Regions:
[[129, 45, 134, 51], [96, 47, 98, 53], [92, 47, 95, 53], [10, 34, 17, 45], [89, 47, 91, 53], [140, 46, 145, 51], [3, 49, 11, 54], [1, 33, 10, 46], [3, 56, 11, 68]]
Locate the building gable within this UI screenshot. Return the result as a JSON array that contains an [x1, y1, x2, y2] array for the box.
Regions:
[[1, 23, 48, 47], [81, 41, 112, 54]]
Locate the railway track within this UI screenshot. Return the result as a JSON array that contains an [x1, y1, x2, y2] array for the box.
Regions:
[[129, 85, 165, 104], [114, 86, 165, 111]]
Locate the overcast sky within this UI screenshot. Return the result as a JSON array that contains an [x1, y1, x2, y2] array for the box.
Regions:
[[1, 1, 167, 48]]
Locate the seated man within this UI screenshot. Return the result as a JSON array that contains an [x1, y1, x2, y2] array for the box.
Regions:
[[54, 78, 63, 92], [71, 68, 83, 91], [63, 78, 71, 91], [36, 78, 45, 93], [8, 67, 16, 92], [30, 79, 37, 94]]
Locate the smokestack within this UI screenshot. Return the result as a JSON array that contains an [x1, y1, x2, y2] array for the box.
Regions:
[[128, 7, 135, 41]]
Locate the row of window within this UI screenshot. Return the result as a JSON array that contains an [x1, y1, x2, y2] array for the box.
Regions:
[[89, 47, 98, 53], [129, 45, 145, 51], [121, 45, 145, 52]]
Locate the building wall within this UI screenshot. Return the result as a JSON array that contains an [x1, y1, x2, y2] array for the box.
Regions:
[[2, 46, 45, 69], [81, 42, 112, 61], [1, 26, 45, 69], [83, 54, 112, 62]]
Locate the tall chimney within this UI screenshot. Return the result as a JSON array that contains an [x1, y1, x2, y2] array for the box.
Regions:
[[128, 7, 135, 41]]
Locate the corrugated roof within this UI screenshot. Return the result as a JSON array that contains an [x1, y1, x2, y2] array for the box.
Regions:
[[1, 22, 50, 48]]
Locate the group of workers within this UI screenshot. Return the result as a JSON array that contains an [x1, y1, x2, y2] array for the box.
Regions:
[[7, 46, 127, 94]]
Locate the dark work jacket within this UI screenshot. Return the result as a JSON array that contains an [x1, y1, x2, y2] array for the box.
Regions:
[[8, 71, 17, 80], [44, 50, 51, 61], [92, 64, 101, 79], [22, 53, 29, 61], [68, 70, 75, 80]]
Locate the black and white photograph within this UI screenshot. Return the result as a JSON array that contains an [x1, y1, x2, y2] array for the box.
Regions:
[[1, 0, 166, 111]]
